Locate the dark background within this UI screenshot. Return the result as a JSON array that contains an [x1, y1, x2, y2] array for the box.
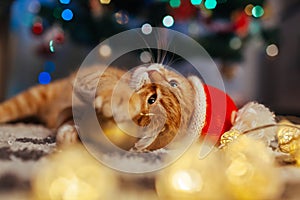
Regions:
[[0, 0, 299, 116]]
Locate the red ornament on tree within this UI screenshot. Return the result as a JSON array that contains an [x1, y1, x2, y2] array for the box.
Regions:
[[54, 32, 65, 44], [32, 22, 43, 35], [232, 11, 251, 38]]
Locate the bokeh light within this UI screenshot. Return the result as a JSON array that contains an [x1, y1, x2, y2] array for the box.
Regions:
[[190, 0, 202, 6], [140, 51, 152, 63], [229, 37, 242, 50], [188, 22, 200, 36], [59, 0, 71, 4], [205, 0, 217, 10], [28, 0, 41, 14], [32, 22, 43, 35], [61, 9, 74, 21], [252, 5, 264, 18], [170, 0, 181, 8], [49, 40, 55, 53], [38, 72, 51, 84], [162, 15, 174, 27], [244, 4, 254, 16], [99, 44, 112, 57], [156, 137, 283, 200], [171, 170, 203, 192], [141, 23, 152, 35], [114, 10, 129, 25], [266, 44, 279, 57], [32, 145, 118, 200], [156, 143, 227, 200], [100, 0, 111, 4]]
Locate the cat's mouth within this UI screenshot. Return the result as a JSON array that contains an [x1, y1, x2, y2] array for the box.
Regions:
[[134, 126, 166, 151]]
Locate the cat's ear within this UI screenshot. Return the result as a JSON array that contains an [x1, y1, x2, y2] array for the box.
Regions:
[[187, 76, 207, 137]]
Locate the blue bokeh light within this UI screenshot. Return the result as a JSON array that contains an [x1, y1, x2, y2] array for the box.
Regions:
[[191, 0, 202, 5], [59, 0, 71, 4], [38, 72, 51, 84], [61, 9, 73, 21], [205, 0, 217, 9]]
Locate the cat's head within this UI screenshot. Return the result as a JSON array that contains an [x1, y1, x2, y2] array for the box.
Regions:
[[127, 63, 205, 150]]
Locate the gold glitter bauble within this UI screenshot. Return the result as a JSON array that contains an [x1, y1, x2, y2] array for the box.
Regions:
[[220, 129, 241, 147], [277, 120, 300, 154]]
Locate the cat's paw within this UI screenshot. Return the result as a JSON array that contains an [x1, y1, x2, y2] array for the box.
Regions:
[[56, 124, 78, 146], [94, 96, 113, 118]]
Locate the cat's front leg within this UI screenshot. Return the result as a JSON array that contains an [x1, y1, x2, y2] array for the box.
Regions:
[[56, 120, 79, 146], [55, 107, 79, 146]]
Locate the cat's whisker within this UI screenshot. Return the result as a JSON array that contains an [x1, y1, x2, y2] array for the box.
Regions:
[[166, 55, 182, 68], [156, 47, 161, 64], [135, 31, 155, 64], [161, 50, 167, 65], [139, 112, 155, 116]]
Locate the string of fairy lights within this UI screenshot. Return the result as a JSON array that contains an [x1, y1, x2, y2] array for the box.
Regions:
[[32, 0, 277, 84]]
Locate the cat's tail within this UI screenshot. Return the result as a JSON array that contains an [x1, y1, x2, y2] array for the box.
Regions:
[[0, 81, 62, 124]]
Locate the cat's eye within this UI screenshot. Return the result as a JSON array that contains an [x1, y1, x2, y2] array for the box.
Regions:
[[169, 80, 178, 87], [148, 94, 157, 105]]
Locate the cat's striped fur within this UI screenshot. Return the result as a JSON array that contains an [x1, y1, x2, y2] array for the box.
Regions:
[[0, 64, 206, 151]]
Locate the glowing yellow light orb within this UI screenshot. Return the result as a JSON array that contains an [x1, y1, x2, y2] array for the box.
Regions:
[[32, 145, 118, 200], [171, 169, 203, 192], [156, 142, 227, 200], [100, 0, 111, 4]]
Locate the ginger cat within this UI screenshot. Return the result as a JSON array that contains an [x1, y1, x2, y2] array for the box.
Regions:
[[0, 63, 206, 151]]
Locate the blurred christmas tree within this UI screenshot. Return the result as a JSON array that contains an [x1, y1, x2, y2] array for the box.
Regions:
[[32, 0, 278, 62]]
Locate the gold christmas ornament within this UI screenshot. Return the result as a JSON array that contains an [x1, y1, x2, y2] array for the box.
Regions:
[[220, 129, 241, 147], [32, 144, 118, 200], [220, 102, 277, 148], [277, 120, 300, 154], [295, 150, 300, 166]]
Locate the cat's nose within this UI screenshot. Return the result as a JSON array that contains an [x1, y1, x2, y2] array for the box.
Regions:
[[148, 70, 164, 82], [147, 70, 155, 75]]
